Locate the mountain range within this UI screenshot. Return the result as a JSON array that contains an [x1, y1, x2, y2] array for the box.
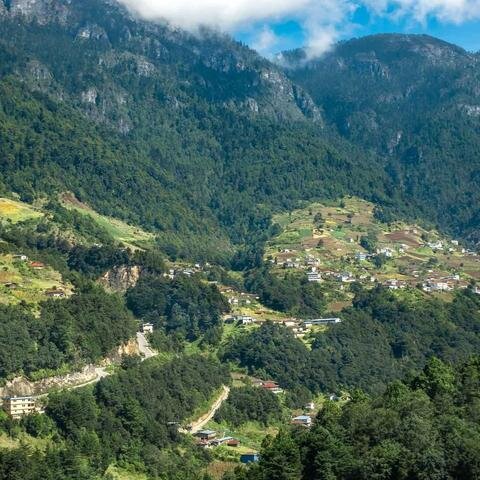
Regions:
[[0, 0, 479, 261]]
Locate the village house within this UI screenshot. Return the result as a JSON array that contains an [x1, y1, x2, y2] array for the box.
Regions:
[[304, 318, 342, 328], [210, 436, 238, 447], [384, 279, 399, 290], [291, 415, 312, 428], [427, 241, 444, 250], [30, 261, 45, 270], [142, 323, 154, 334], [12, 254, 28, 261], [377, 248, 394, 258], [3, 282, 18, 290], [45, 288, 65, 298], [307, 269, 322, 283], [304, 402, 315, 411], [3, 396, 42, 419], [234, 315, 254, 325], [355, 252, 367, 261], [423, 281, 453, 292], [284, 260, 300, 269], [195, 430, 217, 441], [336, 272, 354, 283], [259, 380, 284, 394]]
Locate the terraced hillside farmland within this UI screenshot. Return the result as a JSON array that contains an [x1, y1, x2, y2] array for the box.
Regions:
[[0, 254, 72, 307], [266, 197, 479, 309]]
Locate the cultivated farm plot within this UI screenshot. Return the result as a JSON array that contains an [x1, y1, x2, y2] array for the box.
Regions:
[[266, 196, 477, 308], [0, 255, 72, 306]]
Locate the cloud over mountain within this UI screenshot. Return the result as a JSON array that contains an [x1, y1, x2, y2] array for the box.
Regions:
[[117, 0, 480, 57]]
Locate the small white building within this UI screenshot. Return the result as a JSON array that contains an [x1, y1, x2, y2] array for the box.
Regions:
[[307, 270, 322, 283], [142, 323, 154, 334], [304, 318, 342, 328], [304, 402, 315, 411], [291, 415, 312, 427]]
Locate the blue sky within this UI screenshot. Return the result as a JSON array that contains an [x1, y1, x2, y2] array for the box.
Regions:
[[119, 0, 480, 57], [236, 13, 480, 55]]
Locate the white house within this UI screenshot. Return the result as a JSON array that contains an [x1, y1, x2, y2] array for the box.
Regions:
[[142, 323, 154, 334]]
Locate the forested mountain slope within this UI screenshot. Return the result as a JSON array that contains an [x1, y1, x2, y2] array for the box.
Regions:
[[0, 1, 479, 261], [283, 34, 480, 243], [0, 0, 387, 262]]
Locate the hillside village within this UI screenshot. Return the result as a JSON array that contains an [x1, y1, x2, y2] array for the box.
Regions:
[[265, 197, 479, 307]]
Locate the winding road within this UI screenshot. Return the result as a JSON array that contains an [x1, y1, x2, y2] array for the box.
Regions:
[[180, 385, 231, 434]]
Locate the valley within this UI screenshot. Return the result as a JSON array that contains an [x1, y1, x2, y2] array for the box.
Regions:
[[0, 1, 479, 479]]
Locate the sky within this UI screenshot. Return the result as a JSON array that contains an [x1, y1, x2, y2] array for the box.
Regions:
[[117, 0, 480, 58]]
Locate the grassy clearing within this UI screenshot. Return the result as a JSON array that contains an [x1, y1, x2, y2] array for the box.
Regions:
[[0, 432, 52, 451], [105, 465, 148, 480], [0, 198, 43, 223], [61, 193, 154, 249], [206, 419, 278, 453]]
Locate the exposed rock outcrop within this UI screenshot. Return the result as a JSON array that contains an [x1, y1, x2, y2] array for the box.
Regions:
[[99, 265, 142, 293]]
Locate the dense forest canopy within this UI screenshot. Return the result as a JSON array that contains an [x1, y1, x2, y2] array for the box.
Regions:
[[0, 1, 478, 263], [0, 2, 479, 479], [0, 355, 229, 479], [223, 287, 480, 395], [0, 284, 137, 379], [227, 357, 480, 480]]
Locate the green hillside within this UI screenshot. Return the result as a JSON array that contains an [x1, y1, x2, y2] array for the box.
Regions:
[[266, 197, 479, 310]]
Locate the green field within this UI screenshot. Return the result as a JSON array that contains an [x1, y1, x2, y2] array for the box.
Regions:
[[61, 194, 154, 249], [0, 254, 72, 306], [0, 198, 43, 223]]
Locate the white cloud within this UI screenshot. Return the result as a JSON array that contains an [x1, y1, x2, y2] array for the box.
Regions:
[[118, 0, 312, 31], [250, 26, 280, 57], [116, 0, 480, 58]]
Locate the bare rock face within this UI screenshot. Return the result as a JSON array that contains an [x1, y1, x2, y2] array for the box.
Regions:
[[0, 366, 99, 397], [8, 0, 71, 25], [99, 265, 142, 293]]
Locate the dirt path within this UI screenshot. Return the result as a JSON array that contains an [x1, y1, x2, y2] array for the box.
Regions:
[[180, 385, 230, 434]]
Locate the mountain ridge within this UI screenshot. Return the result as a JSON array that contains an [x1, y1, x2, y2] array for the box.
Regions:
[[0, 0, 478, 260]]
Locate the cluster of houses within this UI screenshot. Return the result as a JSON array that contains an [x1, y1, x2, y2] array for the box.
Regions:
[[422, 274, 466, 293], [194, 429, 241, 449], [225, 314, 258, 326], [224, 316, 343, 339], [163, 266, 198, 280]]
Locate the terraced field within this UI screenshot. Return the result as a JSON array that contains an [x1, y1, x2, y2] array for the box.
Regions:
[[266, 197, 479, 308]]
